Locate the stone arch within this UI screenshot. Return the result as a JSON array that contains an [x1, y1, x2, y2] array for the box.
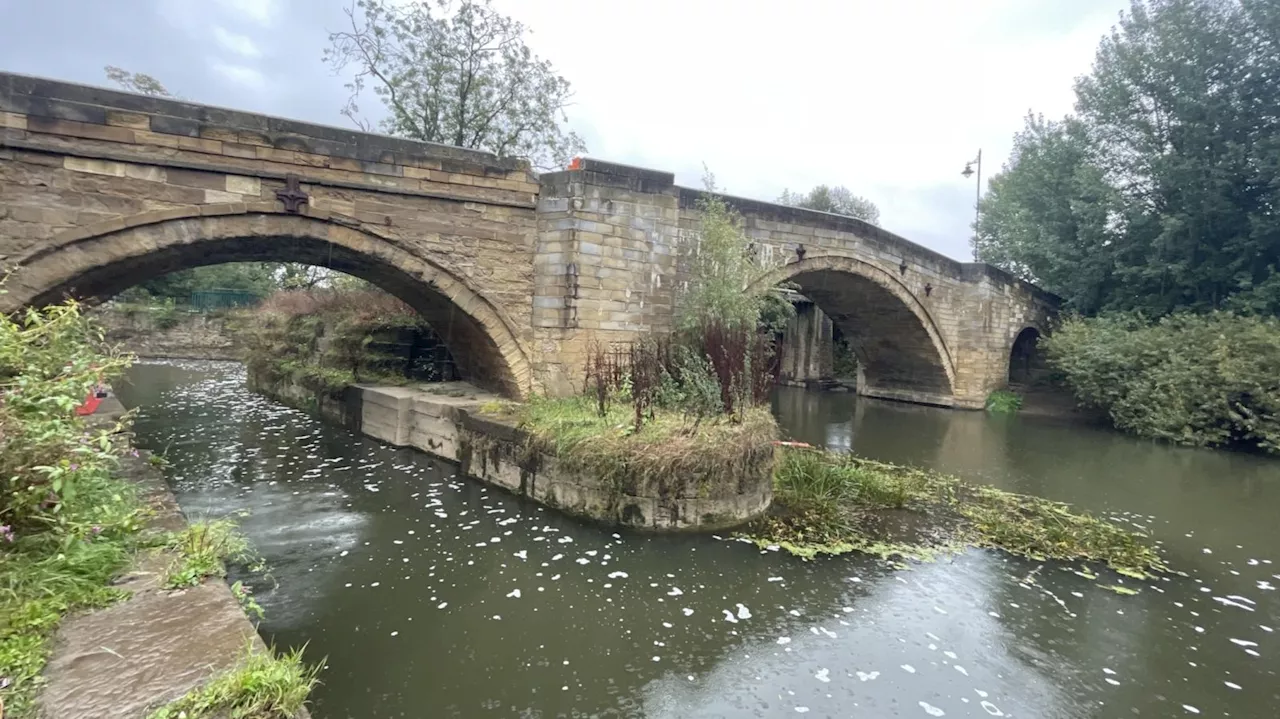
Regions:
[[1, 207, 533, 398], [751, 255, 957, 405], [1007, 326, 1045, 386]]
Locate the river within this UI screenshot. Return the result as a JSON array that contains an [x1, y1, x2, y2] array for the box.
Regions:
[[115, 361, 1279, 719]]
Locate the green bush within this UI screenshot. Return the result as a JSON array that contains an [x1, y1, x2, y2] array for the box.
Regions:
[[0, 296, 143, 718], [1, 300, 134, 530], [985, 390, 1023, 414], [1044, 312, 1280, 452]]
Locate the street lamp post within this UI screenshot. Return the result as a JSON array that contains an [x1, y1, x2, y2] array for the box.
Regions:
[[962, 150, 982, 262]]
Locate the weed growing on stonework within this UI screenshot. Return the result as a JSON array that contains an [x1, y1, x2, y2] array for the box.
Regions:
[[162, 517, 260, 589], [146, 643, 320, 719], [985, 389, 1023, 414]]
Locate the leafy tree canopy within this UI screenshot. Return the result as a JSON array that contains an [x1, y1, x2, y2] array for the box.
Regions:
[[778, 185, 880, 225], [978, 0, 1280, 316], [325, 0, 585, 170], [104, 65, 177, 98]]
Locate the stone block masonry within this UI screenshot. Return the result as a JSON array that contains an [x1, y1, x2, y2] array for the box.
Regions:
[[1, 72, 1057, 409], [250, 373, 772, 531], [94, 305, 243, 360]]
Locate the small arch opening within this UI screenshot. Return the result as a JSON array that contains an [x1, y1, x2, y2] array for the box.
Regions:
[[1007, 327, 1047, 387]]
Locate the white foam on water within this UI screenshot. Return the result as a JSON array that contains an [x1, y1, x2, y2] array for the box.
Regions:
[[919, 701, 945, 716]]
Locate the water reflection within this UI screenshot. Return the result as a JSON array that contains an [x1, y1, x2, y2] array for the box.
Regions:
[[116, 363, 1280, 717]]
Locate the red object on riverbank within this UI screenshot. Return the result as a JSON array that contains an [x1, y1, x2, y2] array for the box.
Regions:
[[74, 386, 108, 416]]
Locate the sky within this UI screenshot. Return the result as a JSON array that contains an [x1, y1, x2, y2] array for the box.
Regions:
[[0, 0, 1131, 261]]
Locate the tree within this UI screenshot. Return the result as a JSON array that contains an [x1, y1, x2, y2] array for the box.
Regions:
[[975, 115, 1119, 314], [104, 66, 177, 97], [778, 185, 880, 225], [978, 0, 1280, 316], [678, 173, 776, 332], [324, 0, 585, 170]]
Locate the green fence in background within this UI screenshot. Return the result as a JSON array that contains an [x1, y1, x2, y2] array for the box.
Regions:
[[189, 289, 262, 311]]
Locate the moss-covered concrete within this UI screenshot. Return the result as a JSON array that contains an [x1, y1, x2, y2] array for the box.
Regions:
[[249, 370, 772, 531]]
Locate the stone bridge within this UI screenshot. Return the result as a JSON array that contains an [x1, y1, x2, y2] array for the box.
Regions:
[[0, 72, 1057, 408]]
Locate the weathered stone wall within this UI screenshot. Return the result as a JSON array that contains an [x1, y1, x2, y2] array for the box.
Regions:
[[778, 301, 835, 386], [0, 72, 538, 397], [530, 159, 1056, 407], [1, 73, 1057, 409], [531, 161, 682, 395], [249, 371, 772, 531], [94, 306, 242, 360]]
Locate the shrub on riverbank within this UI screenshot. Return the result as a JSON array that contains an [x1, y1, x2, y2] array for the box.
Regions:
[[0, 298, 144, 717], [1044, 312, 1280, 453], [754, 448, 1167, 577]]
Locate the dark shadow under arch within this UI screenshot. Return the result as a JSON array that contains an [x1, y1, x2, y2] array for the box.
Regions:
[[752, 256, 956, 405], [2, 211, 533, 398], [1007, 326, 1044, 386]]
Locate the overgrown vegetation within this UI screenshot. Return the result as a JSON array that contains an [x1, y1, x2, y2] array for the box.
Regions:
[[238, 289, 456, 395], [0, 294, 312, 716], [0, 297, 143, 717], [755, 448, 1167, 577], [162, 518, 260, 589], [146, 644, 320, 719], [985, 390, 1023, 414], [480, 179, 788, 512], [494, 394, 778, 516], [1044, 312, 1280, 453]]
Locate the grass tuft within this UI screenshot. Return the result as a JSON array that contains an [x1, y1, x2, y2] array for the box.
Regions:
[[0, 498, 140, 718], [146, 644, 320, 719], [162, 518, 259, 589]]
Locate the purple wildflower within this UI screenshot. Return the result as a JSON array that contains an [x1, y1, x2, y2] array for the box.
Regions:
[[1, 525, 14, 543]]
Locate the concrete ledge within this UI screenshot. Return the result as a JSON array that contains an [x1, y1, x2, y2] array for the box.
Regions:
[[250, 372, 771, 531], [37, 394, 310, 718]]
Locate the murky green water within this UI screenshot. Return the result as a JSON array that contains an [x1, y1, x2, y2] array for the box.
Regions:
[[117, 362, 1280, 718]]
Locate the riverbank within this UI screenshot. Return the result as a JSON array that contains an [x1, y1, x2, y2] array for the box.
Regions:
[[94, 303, 245, 361], [0, 394, 315, 719]]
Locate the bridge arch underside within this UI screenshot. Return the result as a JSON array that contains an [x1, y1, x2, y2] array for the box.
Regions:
[[3, 213, 531, 398], [784, 268, 956, 407]]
